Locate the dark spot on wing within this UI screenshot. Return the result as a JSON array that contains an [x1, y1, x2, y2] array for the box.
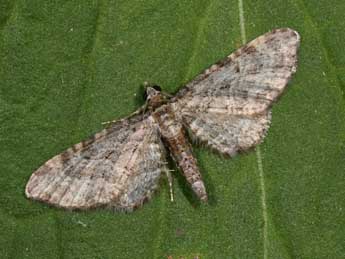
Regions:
[[232, 50, 241, 58], [243, 45, 256, 54], [104, 150, 115, 159], [82, 132, 101, 148], [235, 64, 240, 73], [60, 150, 71, 164], [265, 35, 275, 44], [215, 56, 230, 68]]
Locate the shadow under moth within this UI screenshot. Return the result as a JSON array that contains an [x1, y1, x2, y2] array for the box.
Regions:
[[26, 28, 300, 211]]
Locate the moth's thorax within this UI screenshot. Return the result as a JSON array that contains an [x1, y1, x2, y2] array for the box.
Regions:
[[152, 105, 179, 137], [145, 86, 168, 111], [147, 94, 166, 110]]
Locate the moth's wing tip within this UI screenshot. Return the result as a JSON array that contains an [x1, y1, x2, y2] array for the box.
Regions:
[[287, 28, 301, 73], [287, 28, 301, 45], [24, 181, 32, 199], [25, 172, 38, 199], [270, 28, 300, 76], [270, 27, 301, 44], [292, 29, 301, 41], [272, 27, 299, 35]]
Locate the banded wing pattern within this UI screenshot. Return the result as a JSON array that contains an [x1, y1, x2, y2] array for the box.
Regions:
[[182, 111, 271, 156], [25, 112, 167, 211], [174, 28, 299, 156], [25, 28, 300, 211]]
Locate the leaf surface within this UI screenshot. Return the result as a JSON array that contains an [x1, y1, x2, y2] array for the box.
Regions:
[[1, 0, 344, 258]]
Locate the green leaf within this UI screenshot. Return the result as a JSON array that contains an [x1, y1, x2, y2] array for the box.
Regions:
[[1, 0, 344, 258]]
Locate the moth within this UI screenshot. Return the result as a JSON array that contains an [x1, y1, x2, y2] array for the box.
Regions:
[[25, 28, 300, 211]]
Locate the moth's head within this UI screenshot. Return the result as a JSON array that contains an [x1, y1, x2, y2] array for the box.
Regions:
[[144, 84, 167, 110], [144, 85, 162, 100]]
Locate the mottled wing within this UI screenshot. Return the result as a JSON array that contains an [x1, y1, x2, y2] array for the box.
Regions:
[[173, 28, 299, 156], [182, 111, 271, 156], [25, 114, 167, 211]]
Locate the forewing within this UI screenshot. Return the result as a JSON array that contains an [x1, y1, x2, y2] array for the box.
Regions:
[[173, 28, 299, 155], [25, 114, 167, 211], [174, 28, 300, 115]]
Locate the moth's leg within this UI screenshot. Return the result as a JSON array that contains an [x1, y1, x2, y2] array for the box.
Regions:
[[164, 168, 174, 202], [141, 102, 148, 119], [101, 119, 117, 125], [101, 104, 148, 125], [161, 91, 173, 98]]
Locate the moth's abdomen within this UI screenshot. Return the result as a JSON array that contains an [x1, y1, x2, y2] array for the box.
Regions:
[[153, 105, 207, 202]]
